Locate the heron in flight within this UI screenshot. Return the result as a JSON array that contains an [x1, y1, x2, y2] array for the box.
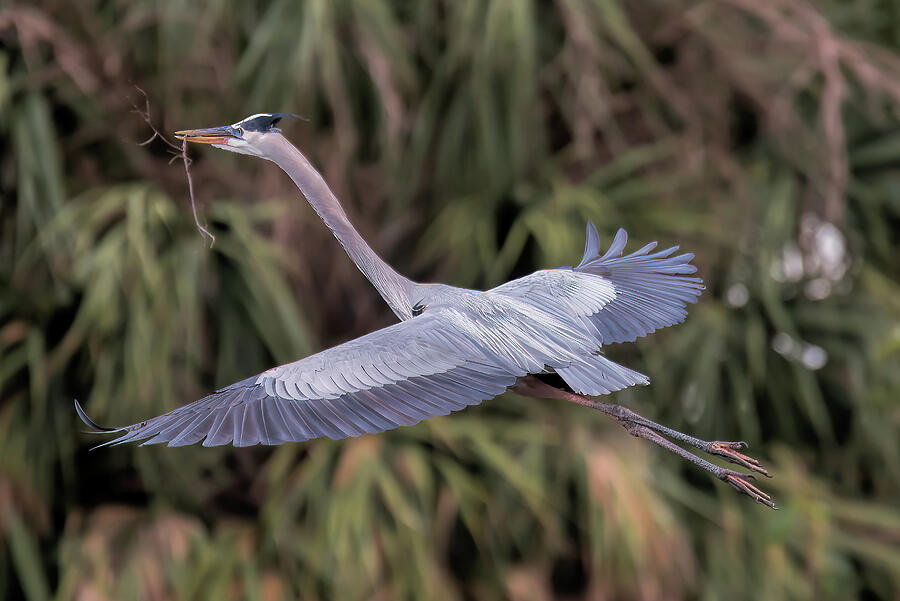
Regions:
[[75, 112, 774, 508]]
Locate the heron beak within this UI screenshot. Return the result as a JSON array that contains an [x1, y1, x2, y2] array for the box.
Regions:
[[174, 126, 239, 145]]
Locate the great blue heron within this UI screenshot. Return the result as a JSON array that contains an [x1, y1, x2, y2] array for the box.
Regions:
[[75, 112, 774, 508]]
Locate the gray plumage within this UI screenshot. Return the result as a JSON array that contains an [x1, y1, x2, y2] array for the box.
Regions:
[[75, 113, 703, 448]]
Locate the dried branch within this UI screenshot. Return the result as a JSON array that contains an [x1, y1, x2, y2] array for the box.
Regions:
[[180, 135, 215, 247], [130, 86, 215, 248]]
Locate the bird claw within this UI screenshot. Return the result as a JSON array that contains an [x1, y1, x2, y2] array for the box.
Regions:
[[722, 472, 777, 509], [707, 441, 771, 477]]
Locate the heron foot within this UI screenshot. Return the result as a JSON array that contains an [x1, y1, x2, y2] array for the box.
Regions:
[[618, 422, 777, 510], [706, 441, 770, 477], [722, 471, 777, 508], [612, 411, 774, 484]]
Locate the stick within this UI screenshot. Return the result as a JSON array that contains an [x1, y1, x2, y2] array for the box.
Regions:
[[130, 86, 215, 248], [181, 135, 215, 247]]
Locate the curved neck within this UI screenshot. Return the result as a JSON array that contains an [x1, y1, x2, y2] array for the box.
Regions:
[[261, 134, 414, 319]]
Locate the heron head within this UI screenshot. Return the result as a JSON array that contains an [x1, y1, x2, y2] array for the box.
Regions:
[[175, 113, 304, 157]]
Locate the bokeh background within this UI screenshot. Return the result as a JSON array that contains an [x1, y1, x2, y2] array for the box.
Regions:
[[2, 0, 900, 599]]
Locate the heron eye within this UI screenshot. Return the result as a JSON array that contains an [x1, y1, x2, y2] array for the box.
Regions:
[[235, 126, 244, 137], [412, 303, 427, 317]]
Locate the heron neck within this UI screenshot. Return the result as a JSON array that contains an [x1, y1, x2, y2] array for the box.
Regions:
[[263, 135, 414, 319]]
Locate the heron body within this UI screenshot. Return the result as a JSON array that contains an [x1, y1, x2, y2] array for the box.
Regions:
[[76, 113, 775, 507]]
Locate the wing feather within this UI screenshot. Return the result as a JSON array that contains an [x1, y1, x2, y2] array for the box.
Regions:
[[492, 223, 703, 346], [76, 310, 522, 448]]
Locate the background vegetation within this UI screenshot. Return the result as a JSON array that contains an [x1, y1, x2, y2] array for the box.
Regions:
[[2, 0, 900, 599]]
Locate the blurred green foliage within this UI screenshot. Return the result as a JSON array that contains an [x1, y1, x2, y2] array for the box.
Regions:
[[1, 0, 900, 599]]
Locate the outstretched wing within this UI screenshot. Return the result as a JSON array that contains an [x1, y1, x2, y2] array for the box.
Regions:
[[76, 310, 522, 448], [491, 224, 704, 345]]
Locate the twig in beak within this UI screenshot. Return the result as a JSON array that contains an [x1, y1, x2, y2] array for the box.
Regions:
[[180, 135, 215, 247], [130, 86, 215, 248]]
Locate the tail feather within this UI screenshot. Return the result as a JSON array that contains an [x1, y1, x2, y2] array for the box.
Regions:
[[556, 354, 649, 396]]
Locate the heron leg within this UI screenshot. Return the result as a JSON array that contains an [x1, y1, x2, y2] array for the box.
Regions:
[[513, 376, 775, 508], [584, 404, 769, 476]]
